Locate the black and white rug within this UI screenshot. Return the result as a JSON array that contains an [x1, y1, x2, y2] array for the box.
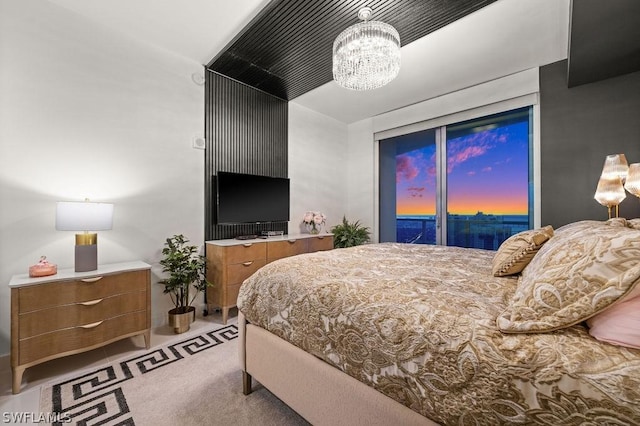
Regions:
[[41, 325, 242, 425]]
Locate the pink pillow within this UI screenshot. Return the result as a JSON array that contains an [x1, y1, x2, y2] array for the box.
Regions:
[[587, 283, 640, 349]]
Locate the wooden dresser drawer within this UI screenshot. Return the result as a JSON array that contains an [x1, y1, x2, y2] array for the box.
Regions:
[[10, 261, 151, 394], [208, 281, 244, 307], [18, 270, 148, 313], [225, 282, 243, 306], [267, 239, 307, 262], [307, 235, 334, 252], [18, 310, 147, 365], [224, 243, 267, 264], [206, 235, 333, 325], [19, 290, 146, 338], [227, 259, 266, 284]]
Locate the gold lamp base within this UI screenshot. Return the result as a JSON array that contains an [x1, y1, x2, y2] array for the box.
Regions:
[[605, 205, 620, 219], [75, 233, 98, 272]]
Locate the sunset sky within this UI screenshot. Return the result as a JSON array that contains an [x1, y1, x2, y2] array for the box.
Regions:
[[396, 121, 529, 216]]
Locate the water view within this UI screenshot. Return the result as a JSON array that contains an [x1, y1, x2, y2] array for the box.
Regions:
[[397, 213, 529, 250]]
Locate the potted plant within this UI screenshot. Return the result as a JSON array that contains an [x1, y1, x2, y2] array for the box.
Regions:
[[331, 216, 371, 248], [159, 234, 210, 333]]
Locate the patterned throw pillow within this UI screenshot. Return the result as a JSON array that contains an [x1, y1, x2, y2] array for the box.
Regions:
[[497, 219, 640, 333], [492, 225, 554, 277]]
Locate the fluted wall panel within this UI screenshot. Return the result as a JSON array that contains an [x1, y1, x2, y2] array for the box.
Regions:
[[205, 71, 288, 240]]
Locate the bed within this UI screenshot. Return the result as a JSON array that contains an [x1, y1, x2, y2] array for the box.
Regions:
[[237, 219, 640, 425]]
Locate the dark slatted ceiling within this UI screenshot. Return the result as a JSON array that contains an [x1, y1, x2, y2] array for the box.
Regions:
[[207, 0, 497, 100]]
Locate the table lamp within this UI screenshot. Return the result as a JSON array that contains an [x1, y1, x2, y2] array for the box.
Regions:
[[624, 163, 640, 199], [600, 153, 629, 181], [56, 201, 114, 272], [594, 177, 626, 219]]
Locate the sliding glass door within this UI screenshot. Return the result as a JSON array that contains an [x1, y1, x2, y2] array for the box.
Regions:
[[379, 106, 533, 249], [379, 128, 438, 244]]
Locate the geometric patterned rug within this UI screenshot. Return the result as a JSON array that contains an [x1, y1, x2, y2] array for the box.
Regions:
[[40, 325, 238, 425]]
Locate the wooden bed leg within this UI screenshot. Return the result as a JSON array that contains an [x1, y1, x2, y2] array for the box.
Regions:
[[242, 371, 253, 395]]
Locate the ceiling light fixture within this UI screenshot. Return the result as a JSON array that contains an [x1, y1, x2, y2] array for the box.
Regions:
[[332, 7, 401, 91]]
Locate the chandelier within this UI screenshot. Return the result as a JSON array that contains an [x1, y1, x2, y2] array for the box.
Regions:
[[332, 7, 401, 91]]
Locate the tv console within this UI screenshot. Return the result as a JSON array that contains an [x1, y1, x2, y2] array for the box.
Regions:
[[205, 234, 334, 324]]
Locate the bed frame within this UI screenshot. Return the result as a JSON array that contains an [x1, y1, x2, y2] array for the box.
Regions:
[[239, 313, 438, 425]]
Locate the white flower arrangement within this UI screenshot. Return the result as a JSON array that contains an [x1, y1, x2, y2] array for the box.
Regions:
[[302, 211, 326, 234]]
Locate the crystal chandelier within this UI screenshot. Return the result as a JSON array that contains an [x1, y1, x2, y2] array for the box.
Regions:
[[332, 7, 401, 91]]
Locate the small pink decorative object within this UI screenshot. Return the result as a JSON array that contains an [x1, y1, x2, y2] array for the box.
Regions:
[[29, 256, 57, 278]]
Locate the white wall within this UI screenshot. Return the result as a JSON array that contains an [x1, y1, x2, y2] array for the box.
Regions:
[[0, 0, 205, 355], [345, 119, 376, 236], [288, 103, 348, 234]]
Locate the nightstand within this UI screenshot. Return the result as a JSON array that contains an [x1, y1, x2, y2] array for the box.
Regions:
[[9, 261, 151, 394]]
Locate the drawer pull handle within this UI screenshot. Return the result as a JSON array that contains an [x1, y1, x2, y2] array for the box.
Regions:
[[287, 240, 297, 243], [81, 277, 103, 283], [80, 321, 103, 329], [242, 243, 253, 247], [242, 261, 254, 266], [317, 236, 324, 239], [79, 298, 103, 306]]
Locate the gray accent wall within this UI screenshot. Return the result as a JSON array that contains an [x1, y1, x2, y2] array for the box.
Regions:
[[540, 60, 640, 228], [204, 71, 288, 240]]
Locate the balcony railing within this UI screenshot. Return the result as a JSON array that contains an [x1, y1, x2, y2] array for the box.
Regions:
[[397, 215, 529, 249]]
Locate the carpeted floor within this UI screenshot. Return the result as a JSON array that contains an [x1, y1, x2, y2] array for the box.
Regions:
[[40, 324, 310, 425]]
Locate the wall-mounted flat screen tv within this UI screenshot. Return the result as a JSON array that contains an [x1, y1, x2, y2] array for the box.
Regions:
[[215, 171, 290, 224]]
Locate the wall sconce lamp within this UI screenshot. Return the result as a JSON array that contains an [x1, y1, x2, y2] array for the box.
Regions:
[[55, 200, 114, 272]]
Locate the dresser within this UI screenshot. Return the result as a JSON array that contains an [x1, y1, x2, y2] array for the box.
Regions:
[[206, 234, 333, 324], [9, 261, 151, 394]]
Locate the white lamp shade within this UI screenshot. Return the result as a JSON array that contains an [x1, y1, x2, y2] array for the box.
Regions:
[[624, 163, 640, 197], [56, 201, 114, 231], [594, 177, 626, 207], [600, 153, 629, 181]]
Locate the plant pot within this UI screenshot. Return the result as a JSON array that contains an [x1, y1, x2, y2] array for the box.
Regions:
[[168, 306, 196, 334]]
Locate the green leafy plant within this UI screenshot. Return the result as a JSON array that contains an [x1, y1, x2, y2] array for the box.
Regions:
[[159, 234, 210, 314], [331, 216, 371, 248]]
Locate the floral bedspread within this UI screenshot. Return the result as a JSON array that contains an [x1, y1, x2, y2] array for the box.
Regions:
[[237, 243, 640, 425]]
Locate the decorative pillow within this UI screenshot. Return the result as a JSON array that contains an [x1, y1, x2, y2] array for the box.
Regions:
[[587, 283, 640, 349], [627, 218, 640, 230], [553, 219, 616, 235], [497, 220, 640, 333], [492, 225, 554, 276]]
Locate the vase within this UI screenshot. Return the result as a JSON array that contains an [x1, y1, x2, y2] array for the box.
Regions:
[[168, 306, 196, 334], [307, 222, 321, 234]]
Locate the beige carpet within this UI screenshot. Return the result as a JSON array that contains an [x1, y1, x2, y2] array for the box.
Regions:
[[40, 324, 309, 425]]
